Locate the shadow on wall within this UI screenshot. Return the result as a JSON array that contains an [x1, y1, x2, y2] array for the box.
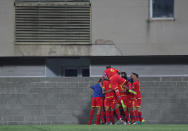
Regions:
[[72, 101, 91, 124]]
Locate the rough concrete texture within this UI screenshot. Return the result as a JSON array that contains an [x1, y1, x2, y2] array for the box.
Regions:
[[2, 0, 188, 56], [0, 77, 187, 125], [15, 44, 121, 56]]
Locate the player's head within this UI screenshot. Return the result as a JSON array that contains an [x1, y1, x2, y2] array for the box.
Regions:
[[98, 78, 102, 83], [121, 72, 127, 79], [106, 65, 111, 69], [131, 72, 139, 81]]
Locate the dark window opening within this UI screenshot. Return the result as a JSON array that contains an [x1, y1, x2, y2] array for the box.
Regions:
[[65, 69, 78, 77], [152, 0, 174, 18], [82, 69, 90, 77]]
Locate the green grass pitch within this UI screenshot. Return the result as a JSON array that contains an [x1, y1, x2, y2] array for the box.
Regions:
[[0, 124, 188, 131]]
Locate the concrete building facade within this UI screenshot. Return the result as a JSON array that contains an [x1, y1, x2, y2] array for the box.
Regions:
[[0, 0, 188, 124], [0, 0, 188, 56], [0, 0, 188, 77]]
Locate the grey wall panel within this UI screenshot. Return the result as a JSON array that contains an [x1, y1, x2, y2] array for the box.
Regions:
[[90, 65, 188, 77], [1, 0, 188, 56], [0, 0, 14, 56], [0, 77, 187, 124], [0, 65, 45, 77], [91, 0, 188, 56]]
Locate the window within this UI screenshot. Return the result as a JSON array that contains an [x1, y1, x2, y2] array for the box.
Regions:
[[65, 69, 78, 77], [82, 68, 89, 77], [150, 0, 174, 19], [15, 0, 91, 44], [60, 66, 89, 77]]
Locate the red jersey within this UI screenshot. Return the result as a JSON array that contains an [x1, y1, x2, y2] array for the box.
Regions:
[[125, 81, 132, 95], [126, 82, 136, 99], [102, 80, 114, 98], [132, 80, 141, 98], [118, 79, 128, 96], [118, 85, 126, 96], [104, 68, 120, 79]]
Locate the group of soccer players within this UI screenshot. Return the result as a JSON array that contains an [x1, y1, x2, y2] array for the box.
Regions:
[[88, 65, 143, 125]]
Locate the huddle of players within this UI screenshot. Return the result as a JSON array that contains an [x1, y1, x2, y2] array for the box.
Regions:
[[88, 65, 143, 125]]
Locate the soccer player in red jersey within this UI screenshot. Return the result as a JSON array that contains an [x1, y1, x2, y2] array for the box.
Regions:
[[123, 76, 137, 124], [102, 80, 123, 125], [127, 92, 136, 124], [130, 73, 143, 124], [88, 78, 105, 125], [103, 65, 127, 108], [102, 79, 116, 124], [120, 72, 132, 124]]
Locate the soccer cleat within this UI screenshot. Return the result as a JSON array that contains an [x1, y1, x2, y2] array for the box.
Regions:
[[121, 100, 126, 108], [131, 121, 138, 125], [123, 121, 127, 125], [127, 121, 131, 125]]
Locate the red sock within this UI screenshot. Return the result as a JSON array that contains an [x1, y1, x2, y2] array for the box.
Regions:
[[106, 110, 110, 123], [101, 110, 105, 124], [88, 109, 94, 125], [110, 111, 115, 124], [115, 108, 121, 120], [134, 110, 139, 122], [122, 115, 126, 121], [138, 111, 143, 122], [130, 110, 135, 123], [124, 110, 130, 122], [96, 114, 101, 125]]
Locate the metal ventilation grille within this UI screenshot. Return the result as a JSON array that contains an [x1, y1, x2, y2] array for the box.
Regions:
[[15, 0, 91, 44]]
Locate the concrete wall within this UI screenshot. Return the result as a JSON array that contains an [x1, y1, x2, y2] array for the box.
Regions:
[[90, 64, 188, 77], [1, 0, 188, 56], [0, 65, 45, 77], [46, 58, 90, 77], [92, 0, 188, 55], [0, 77, 187, 124], [0, 0, 14, 56], [0, 57, 46, 77]]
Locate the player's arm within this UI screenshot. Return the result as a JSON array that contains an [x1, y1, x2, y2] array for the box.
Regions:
[[114, 68, 120, 73], [104, 89, 113, 93], [128, 84, 137, 95], [120, 83, 130, 93], [118, 79, 128, 92], [102, 87, 113, 94], [102, 81, 106, 94], [102, 88, 105, 94], [89, 85, 94, 90], [102, 84, 105, 94], [121, 79, 128, 89]]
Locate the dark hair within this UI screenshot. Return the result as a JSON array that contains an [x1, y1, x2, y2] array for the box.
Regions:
[[121, 72, 128, 80], [98, 78, 102, 83], [106, 65, 111, 69], [132, 72, 139, 78]]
